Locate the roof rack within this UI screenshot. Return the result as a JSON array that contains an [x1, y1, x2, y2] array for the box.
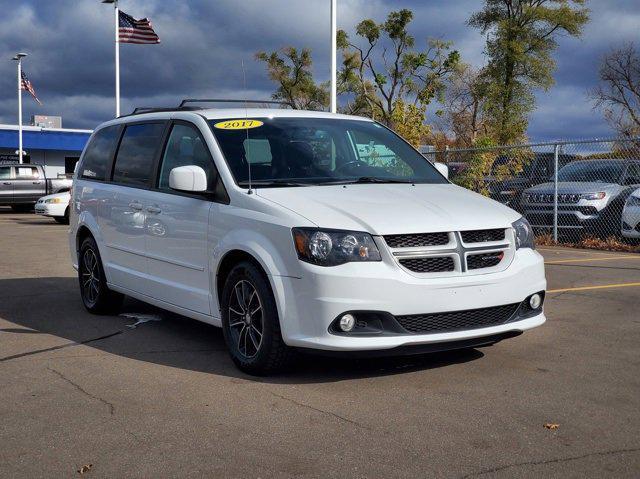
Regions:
[[126, 98, 290, 117], [179, 98, 289, 108]]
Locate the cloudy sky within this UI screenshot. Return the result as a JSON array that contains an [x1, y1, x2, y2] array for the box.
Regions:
[[0, 0, 638, 140]]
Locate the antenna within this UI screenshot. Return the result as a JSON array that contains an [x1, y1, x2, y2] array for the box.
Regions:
[[242, 59, 253, 194]]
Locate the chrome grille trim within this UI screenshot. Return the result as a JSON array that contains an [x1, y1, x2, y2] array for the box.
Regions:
[[385, 228, 512, 275]]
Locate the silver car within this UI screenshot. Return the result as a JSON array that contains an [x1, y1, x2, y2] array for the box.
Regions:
[[521, 159, 640, 237]]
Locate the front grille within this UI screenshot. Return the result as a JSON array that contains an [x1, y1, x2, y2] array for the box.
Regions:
[[399, 256, 454, 273], [395, 303, 520, 334], [467, 252, 504, 270], [384, 232, 449, 248], [461, 228, 505, 243]]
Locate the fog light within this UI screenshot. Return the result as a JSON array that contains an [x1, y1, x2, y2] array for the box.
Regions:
[[529, 293, 542, 310], [339, 314, 356, 332]]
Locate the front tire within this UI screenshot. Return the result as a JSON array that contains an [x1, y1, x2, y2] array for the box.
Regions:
[[54, 209, 69, 225], [221, 261, 293, 375], [78, 237, 123, 314]]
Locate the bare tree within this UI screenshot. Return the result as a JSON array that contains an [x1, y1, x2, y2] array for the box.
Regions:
[[592, 42, 640, 138]]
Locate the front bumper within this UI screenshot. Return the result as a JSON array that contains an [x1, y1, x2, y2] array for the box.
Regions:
[[272, 247, 546, 351], [35, 202, 66, 217]]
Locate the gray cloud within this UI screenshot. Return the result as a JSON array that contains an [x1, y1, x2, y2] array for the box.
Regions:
[[0, 0, 637, 140]]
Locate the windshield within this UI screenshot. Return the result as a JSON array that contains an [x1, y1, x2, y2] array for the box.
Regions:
[[557, 161, 625, 183], [209, 117, 447, 186]]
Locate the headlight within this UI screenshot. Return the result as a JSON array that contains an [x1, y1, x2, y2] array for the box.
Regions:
[[512, 217, 535, 250], [627, 195, 640, 207], [580, 192, 606, 200], [45, 197, 63, 204], [292, 228, 381, 266]]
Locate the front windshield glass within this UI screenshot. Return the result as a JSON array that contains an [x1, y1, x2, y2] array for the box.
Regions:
[[209, 117, 447, 186], [557, 161, 624, 183]]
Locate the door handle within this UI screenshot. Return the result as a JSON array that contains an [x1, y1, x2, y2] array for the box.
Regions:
[[2, 182, 11, 185], [146, 205, 161, 214], [32, 181, 41, 184], [128, 201, 143, 210]]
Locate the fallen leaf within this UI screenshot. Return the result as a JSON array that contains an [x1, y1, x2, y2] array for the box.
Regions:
[[544, 423, 559, 430], [77, 464, 93, 474]]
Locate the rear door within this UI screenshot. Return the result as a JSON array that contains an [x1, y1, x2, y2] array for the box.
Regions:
[[143, 121, 216, 315], [12, 166, 45, 202], [0, 166, 12, 204], [98, 121, 166, 292]]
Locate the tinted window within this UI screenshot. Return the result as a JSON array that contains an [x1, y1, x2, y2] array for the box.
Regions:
[[210, 118, 446, 186], [112, 123, 165, 187], [80, 125, 120, 180], [158, 124, 217, 190], [0, 166, 11, 179], [557, 161, 625, 183]]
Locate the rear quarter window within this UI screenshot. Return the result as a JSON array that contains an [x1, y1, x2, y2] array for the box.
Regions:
[[80, 125, 120, 180], [112, 123, 165, 187]]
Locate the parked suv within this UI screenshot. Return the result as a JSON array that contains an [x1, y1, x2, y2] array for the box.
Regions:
[[0, 163, 72, 211], [69, 104, 546, 374], [521, 159, 640, 237], [488, 153, 578, 211]]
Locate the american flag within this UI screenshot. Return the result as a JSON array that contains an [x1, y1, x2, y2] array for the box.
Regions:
[[118, 10, 160, 44], [21, 71, 42, 105]]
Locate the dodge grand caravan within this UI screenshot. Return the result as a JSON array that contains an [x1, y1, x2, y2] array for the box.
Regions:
[[69, 103, 546, 374]]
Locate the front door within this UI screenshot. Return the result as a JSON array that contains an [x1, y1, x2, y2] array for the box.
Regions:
[[12, 166, 44, 203], [143, 122, 214, 315]]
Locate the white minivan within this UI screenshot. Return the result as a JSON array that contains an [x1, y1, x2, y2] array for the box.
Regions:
[[69, 104, 546, 374]]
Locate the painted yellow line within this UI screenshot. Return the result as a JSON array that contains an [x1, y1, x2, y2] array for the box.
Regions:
[[545, 256, 640, 264], [547, 282, 640, 294]]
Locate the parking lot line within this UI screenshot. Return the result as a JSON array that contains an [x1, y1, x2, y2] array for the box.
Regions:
[[545, 256, 640, 264], [547, 282, 640, 294]]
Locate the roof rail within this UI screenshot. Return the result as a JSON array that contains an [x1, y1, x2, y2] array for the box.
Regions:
[[178, 98, 289, 108], [125, 99, 291, 117]]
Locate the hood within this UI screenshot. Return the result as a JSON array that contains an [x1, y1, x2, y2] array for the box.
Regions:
[[524, 181, 622, 195], [256, 183, 520, 235], [38, 191, 70, 201]]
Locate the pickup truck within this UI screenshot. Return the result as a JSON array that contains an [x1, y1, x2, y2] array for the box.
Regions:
[[0, 163, 72, 211]]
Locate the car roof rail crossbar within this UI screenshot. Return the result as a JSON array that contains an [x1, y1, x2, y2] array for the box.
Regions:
[[179, 98, 290, 108]]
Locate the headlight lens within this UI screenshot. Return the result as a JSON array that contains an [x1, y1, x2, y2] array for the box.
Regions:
[[292, 228, 381, 266], [580, 192, 606, 200], [512, 217, 535, 250], [45, 197, 62, 204]]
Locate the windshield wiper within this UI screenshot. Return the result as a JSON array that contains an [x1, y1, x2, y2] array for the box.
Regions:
[[341, 176, 416, 184], [237, 179, 313, 187]]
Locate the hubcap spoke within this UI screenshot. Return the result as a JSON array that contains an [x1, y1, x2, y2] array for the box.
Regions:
[[228, 279, 263, 359]]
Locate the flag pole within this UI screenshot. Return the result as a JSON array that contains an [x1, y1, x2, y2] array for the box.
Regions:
[[330, 0, 337, 113], [12, 53, 27, 164], [114, 0, 120, 117]]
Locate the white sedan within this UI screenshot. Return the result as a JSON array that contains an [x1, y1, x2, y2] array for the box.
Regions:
[[35, 191, 70, 224], [622, 188, 640, 239]]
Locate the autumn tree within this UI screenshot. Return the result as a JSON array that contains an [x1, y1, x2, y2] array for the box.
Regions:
[[440, 63, 490, 147], [469, 0, 589, 144], [255, 47, 329, 110], [591, 42, 640, 139], [337, 9, 459, 131]]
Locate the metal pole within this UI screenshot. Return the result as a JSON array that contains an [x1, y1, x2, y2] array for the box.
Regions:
[[114, 0, 120, 117], [330, 0, 337, 113], [17, 57, 23, 164], [553, 143, 559, 243]]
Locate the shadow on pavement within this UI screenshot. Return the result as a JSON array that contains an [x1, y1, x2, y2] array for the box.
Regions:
[[0, 276, 485, 384]]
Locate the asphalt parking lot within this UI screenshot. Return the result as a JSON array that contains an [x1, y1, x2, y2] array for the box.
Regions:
[[0, 208, 638, 478]]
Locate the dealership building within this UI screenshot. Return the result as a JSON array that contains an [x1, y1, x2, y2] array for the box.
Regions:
[[0, 121, 92, 177]]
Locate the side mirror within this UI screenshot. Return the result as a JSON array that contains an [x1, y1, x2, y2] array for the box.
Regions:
[[169, 165, 207, 192], [434, 162, 449, 179]]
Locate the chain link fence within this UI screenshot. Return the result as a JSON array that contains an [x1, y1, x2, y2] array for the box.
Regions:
[[422, 138, 640, 250]]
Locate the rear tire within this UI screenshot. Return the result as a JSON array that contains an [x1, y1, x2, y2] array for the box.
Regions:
[[11, 204, 32, 212], [78, 237, 123, 314], [221, 261, 294, 375]]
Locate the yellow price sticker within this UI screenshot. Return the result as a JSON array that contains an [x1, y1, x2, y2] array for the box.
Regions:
[[213, 119, 264, 130]]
